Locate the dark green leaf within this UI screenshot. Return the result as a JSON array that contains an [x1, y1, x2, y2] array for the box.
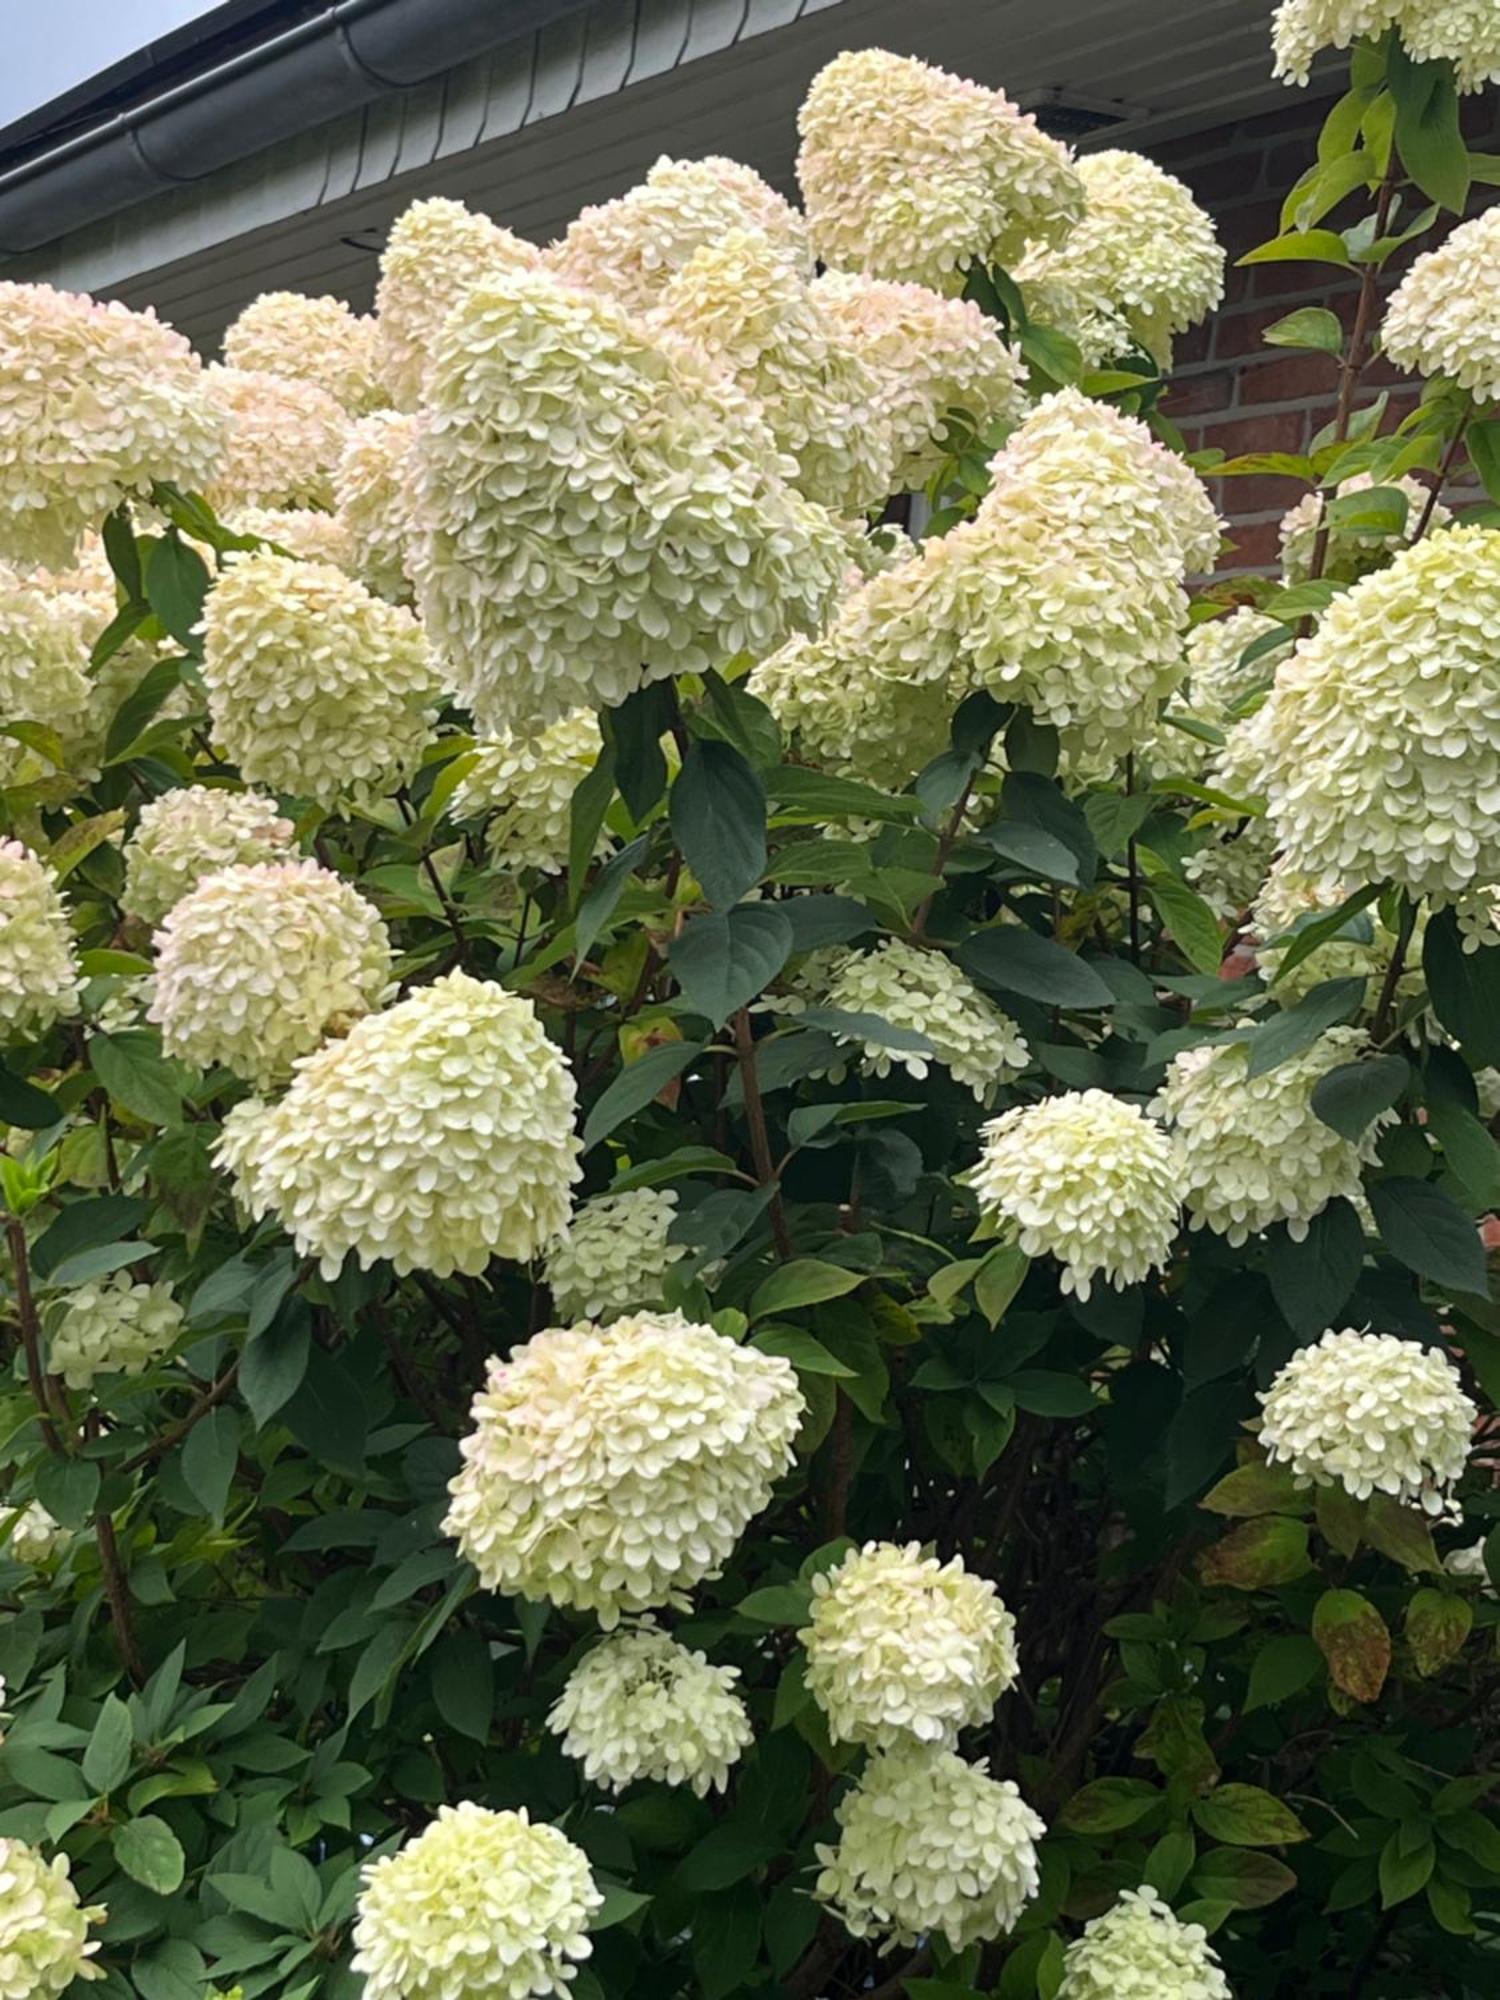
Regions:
[[977, 820, 1079, 886], [1467, 420, 1500, 505], [602, 683, 675, 820], [240, 1304, 311, 1429], [88, 1031, 188, 1128], [31, 1195, 151, 1279], [1428, 1097, 1500, 1209], [568, 742, 616, 907], [144, 534, 210, 653], [1145, 871, 1224, 977], [750, 1260, 863, 1319], [1263, 306, 1344, 353], [1369, 1178, 1487, 1296], [0, 1070, 60, 1131], [83, 1695, 134, 1796], [1390, 42, 1470, 211], [1267, 1200, 1365, 1336], [959, 928, 1115, 1009], [104, 655, 189, 763], [670, 741, 767, 909], [1424, 907, 1500, 1065], [36, 1455, 100, 1529], [1311, 1055, 1410, 1141], [113, 1814, 186, 1894], [1239, 979, 1366, 1080], [429, 1630, 493, 1744], [668, 906, 793, 1027], [767, 765, 920, 825], [582, 1041, 703, 1151], [1244, 1634, 1324, 1713], [574, 834, 648, 965], [1192, 1784, 1309, 1846], [102, 506, 143, 599], [1058, 1778, 1160, 1833], [182, 1407, 243, 1522], [780, 894, 876, 954]]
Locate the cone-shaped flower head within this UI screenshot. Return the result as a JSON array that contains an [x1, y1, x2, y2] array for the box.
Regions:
[[547, 1621, 752, 1796], [0, 839, 80, 1039]]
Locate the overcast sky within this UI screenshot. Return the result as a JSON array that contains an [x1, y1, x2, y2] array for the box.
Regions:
[[1, 0, 217, 130]]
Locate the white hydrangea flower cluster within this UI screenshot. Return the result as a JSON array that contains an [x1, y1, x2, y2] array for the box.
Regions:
[[748, 549, 951, 790], [550, 155, 809, 313], [816, 1743, 1045, 1952], [1272, 0, 1500, 92], [198, 552, 438, 806], [812, 273, 1029, 491], [1057, 1885, 1231, 2000], [969, 1089, 1178, 1300], [1384, 205, 1500, 403], [0, 572, 93, 784], [547, 1622, 752, 1796], [803, 939, 1030, 1100], [218, 970, 578, 1277], [802, 1542, 1019, 1749], [1156, 1027, 1388, 1245], [796, 50, 1084, 295], [453, 714, 606, 875], [121, 784, 295, 926], [46, 1275, 183, 1392], [352, 1802, 600, 2000], [1255, 527, 1500, 905], [333, 411, 420, 599], [0, 281, 221, 571], [149, 860, 392, 1087], [443, 1310, 803, 1624], [375, 197, 543, 411], [1278, 473, 1447, 586], [804, 392, 1220, 768], [1016, 150, 1224, 368], [222, 290, 384, 416], [652, 228, 890, 512], [542, 1188, 686, 1322], [227, 505, 356, 571], [1, 1503, 69, 1565], [413, 269, 846, 737], [1259, 1327, 1476, 1513], [202, 365, 348, 512], [0, 1838, 105, 1997], [0, 840, 80, 1039]]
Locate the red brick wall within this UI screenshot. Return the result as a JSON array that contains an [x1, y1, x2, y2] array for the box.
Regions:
[[1152, 95, 1500, 572]]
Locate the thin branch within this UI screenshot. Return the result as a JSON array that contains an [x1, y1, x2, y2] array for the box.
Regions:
[[1414, 416, 1472, 541], [397, 787, 471, 968], [5, 1218, 68, 1453], [910, 778, 974, 944], [1302, 154, 1402, 594], [1371, 894, 1418, 1043], [117, 1363, 239, 1475], [95, 1510, 146, 1684], [732, 1008, 793, 1260]]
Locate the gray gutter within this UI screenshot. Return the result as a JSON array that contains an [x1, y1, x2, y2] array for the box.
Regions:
[[0, 0, 597, 255]]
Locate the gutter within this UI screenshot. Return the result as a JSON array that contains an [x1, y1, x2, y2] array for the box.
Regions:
[[0, 0, 597, 256]]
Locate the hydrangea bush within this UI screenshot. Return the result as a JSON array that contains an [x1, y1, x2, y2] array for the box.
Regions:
[[4, 23, 1500, 2000]]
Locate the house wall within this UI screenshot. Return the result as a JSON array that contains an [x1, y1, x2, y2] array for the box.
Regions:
[[1159, 93, 1500, 572]]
